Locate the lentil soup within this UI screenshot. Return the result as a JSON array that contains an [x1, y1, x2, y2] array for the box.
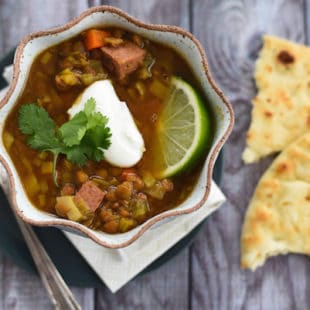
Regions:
[[3, 27, 213, 233]]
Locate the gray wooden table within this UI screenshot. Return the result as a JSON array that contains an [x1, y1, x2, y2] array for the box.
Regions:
[[0, 0, 309, 309]]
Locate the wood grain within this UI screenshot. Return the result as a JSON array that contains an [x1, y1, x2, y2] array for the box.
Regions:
[[0, 0, 89, 55], [97, 252, 190, 310], [0, 1, 94, 310], [102, 0, 190, 29], [1, 258, 95, 309], [1, 0, 310, 309], [190, 0, 310, 309]]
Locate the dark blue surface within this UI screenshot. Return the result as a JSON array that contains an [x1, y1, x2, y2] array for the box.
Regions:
[[0, 49, 223, 287]]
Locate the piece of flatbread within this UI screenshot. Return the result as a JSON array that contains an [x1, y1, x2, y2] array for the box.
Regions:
[[241, 132, 310, 270], [242, 35, 310, 163]]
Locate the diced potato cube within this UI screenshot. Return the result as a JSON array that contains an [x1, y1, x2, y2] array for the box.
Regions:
[[3, 132, 14, 149], [41, 162, 53, 174], [38, 194, 46, 207], [149, 79, 168, 99], [145, 182, 166, 199], [40, 181, 48, 194], [40, 51, 52, 64], [67, 207, 84, 222], [21, 158, 32, 172], [119, 218, 136, 233], [24, 174, 40, 197], [38, 152, 48, 160], [135, 82, 145, 96], [131, 199, 149, 219], [142, 171, 156, 188], [74, 196, 92, 215], [55, 196, 83, 222]]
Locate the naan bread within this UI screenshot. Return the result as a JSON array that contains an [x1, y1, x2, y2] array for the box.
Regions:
[[243, 35, 310, 163], [241, 132, 310, 270]]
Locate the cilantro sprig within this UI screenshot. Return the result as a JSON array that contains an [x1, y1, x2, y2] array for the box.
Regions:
[[18, 98, 112, 184]]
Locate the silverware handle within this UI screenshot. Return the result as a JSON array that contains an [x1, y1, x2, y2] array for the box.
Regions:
[[15, 216, 81, 310]]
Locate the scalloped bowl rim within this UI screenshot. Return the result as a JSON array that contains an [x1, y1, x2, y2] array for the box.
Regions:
[[0, 6, 234, 248]]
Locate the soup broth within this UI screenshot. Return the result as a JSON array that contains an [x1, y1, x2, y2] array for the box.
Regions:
[[3, 28, 213, 233]]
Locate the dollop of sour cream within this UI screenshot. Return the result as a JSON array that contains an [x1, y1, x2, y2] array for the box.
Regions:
[[68, 80, 145, 167]]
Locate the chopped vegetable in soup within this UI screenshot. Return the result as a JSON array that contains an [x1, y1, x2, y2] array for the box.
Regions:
[[3, 28, 214, 233]]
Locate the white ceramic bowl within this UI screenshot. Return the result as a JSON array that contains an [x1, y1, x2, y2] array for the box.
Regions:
[[0, 6, 234, 248]]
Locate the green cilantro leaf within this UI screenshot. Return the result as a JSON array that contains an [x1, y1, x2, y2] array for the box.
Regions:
[[84, 97, 96, 116], [65, 144, 89, 166], [87, 112, 108, 129], [19, 104, 54, 135], [59, 111, 88, 146], [58, 97, 110, 148], [18, 98, 112, 185], [19, 104, 61, 151], [83, 125, 112, 149]]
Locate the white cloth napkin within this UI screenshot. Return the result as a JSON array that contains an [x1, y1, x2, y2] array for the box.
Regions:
[[0, 65, 226, 293]]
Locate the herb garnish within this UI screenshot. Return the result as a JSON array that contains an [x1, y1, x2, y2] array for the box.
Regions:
[[18, 98, 111, 184]]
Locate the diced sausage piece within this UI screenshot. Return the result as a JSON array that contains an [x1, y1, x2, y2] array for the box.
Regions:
[[60, 183, 76, 196], [75, 181, 105, 212], [101, 41, 146, 80]]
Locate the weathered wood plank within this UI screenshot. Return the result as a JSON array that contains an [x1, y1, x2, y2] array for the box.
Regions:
[[0, 256, 95, 310], [0, 0, 89, 55], [0, 1, 95, 310], [1, 257, 52, 309], [2, 0, 309, 309], [97, 252, 190, 310], [95, 1, 190, 308], [191, 0, 310, 309], [305, 0, 310, 43], [102, 0, 190, 30]]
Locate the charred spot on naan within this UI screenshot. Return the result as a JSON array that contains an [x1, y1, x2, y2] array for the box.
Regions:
[[277, 50, 295, 65]]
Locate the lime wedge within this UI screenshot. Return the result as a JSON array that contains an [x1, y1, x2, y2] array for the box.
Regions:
[[156, 76, 212, 178]]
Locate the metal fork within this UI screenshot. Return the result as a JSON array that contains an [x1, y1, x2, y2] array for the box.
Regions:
[[14, 215, 81, 310]]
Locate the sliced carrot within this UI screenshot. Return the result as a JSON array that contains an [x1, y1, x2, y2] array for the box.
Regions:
[[83, 29, 110, 50]]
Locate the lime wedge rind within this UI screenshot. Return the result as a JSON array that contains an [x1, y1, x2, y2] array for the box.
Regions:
[[157, 76, 211, 178]]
